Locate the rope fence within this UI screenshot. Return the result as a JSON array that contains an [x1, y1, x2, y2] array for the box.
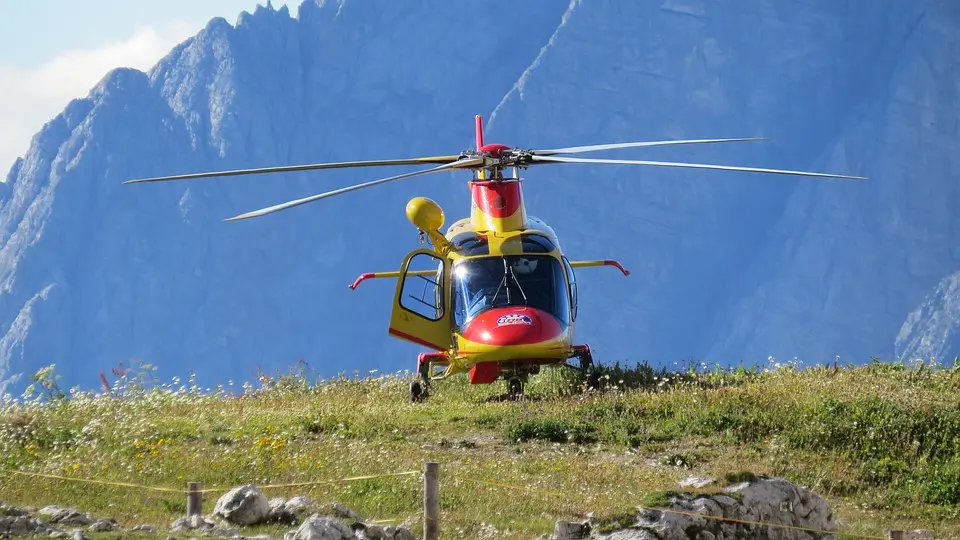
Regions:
[[3, 468, 421, 494], [0, 464, 929, 539]]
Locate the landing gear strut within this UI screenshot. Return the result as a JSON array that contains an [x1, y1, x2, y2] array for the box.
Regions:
[[507, 377, 524, 400], [574, 345, 600, 390], [410, 353, 432, 403]]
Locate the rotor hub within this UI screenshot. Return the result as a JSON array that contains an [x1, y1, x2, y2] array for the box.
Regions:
[[459, 144, 536, 179]]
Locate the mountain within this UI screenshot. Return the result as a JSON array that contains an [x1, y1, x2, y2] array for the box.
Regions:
[[1, 0, 957, 395], [896, 270, 960, 363]]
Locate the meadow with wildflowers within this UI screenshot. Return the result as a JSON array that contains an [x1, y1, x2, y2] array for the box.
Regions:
[[1, 357, 959, 539]]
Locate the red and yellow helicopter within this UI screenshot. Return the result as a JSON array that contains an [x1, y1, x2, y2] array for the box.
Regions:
[[124, 115, 866, 401]]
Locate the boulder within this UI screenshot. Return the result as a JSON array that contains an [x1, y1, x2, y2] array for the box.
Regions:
[[570, 474, 839, 539], [554, 519, 592, 539], [0, 514, 62, 537], [283, 515, 355, 540], [87, 519, 117, 532], [214, 485, 270, 525], [170, 514, 217, 532], [279, 513, 416, 540], [267, 496, 316, 524], [37, 506, 93, 526]]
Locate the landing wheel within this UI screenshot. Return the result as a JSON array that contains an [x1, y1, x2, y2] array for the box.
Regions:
[[586, 368, 600, 391], [411, 360, 431, 403], [507, 378, 524, 400], [409, 381, 426, 403], [577, 347, 600, 391]]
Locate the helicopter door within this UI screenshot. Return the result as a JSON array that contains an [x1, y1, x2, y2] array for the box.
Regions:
[[562, 256, 578, 322], [388, 248, 453, 351]]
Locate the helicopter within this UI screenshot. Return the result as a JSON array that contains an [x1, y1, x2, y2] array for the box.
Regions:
[[124, 115, 867, 401]]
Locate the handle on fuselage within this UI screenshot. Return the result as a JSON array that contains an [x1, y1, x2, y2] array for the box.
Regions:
[[568, 260, 630, 276], [349, 270, 437, 289]]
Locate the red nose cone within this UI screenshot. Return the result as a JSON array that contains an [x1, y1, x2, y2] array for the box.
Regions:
[[461, 307, 564, 346]]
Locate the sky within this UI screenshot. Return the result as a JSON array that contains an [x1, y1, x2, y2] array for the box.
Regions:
[[0, 0, 301, 175]]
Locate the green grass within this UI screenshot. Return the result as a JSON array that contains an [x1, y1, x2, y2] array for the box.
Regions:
[[1, 357, 959, 539]]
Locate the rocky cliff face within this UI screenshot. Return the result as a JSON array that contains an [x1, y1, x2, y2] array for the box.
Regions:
[[897, 270, 960, 363], [1, 0, 957, 394]]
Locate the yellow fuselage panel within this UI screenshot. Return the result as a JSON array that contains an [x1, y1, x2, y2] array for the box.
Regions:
[[453, 330, 573, 364]]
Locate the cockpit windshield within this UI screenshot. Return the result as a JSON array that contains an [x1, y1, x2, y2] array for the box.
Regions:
[[452, 255, 570, 328]]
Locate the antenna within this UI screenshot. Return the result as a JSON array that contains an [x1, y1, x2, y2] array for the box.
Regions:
[[475, 115, 486, 181], [475, 114, 485, 150]]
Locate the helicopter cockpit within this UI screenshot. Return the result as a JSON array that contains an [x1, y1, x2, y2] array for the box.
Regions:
[[451, 254, 571, 330]]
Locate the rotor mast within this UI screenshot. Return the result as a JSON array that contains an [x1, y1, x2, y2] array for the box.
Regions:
[[468, 116, 529, 234]]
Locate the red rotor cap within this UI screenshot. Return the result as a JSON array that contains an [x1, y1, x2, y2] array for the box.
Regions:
[[478, 143, 512, 158]]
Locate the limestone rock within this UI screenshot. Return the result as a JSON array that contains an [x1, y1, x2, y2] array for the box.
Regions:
[[0, 514, 62, 537], [283, 515, 355, 540], [268, 496, 315, 524], [589, 474, 836, 539], [331, 504, 363, 523], [554, 519, 591, 539], [37, 506, 93, 526], [214, 485, 270, 525], [381, 525, 416, 540], [201, 526, 242, 537], [0, 505, 29, 517], [87, 519, 117, 532], [354, 523, 415, 540], [267, 498, 293, 524], [285, 497, 313, 516], [889, 531, 937, 540], [170, 514, 216, 532], [678, 477, 719, 489]]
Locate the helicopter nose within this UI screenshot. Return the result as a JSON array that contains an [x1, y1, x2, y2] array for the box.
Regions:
[[461, 307, 564, 346]]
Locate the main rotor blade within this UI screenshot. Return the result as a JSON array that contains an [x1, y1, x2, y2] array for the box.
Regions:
[[223, 157, 485, 222], [122, 155, 462, 184], [532, 138, 765, 156], [530, 155, 868, 180]]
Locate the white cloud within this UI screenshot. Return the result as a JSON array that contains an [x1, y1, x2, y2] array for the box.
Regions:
[[0, 21, 199, 175]]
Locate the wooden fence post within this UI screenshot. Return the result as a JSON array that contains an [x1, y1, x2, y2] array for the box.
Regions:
[[187, 482, 202, 516], [424, 462, 439, 540]]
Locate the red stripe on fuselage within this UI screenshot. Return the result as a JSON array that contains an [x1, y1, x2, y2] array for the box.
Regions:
[[471, 181, 522, 219], [388, 328, 446, 351]]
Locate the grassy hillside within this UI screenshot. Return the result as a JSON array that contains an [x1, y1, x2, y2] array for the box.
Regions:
[[1, 358, 959, 539]]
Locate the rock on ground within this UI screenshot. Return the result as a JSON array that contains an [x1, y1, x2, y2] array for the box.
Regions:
[[556, 474, 842, 540], [0, 503, 116, 538], [37, 506, 93, 526], [0, 514, 62, 537], [87, 519, 117, 532], [214, 485, 270, 525], [889, 531, 936, 540], [283, 514, 415, 540], [267, 496, 316, 524], [284, 515, 355, 540], [170, 514, 217, 532], [554, 520, 592, 540]]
